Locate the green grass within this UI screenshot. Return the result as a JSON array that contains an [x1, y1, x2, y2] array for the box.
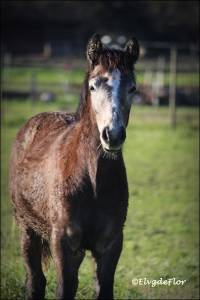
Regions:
[[1, 99, 199, 299], [2, 67, 84, 85], [2, 67, 199, 92]]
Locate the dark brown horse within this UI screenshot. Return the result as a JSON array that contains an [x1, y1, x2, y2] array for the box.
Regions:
[[9, 34, 139, 300]]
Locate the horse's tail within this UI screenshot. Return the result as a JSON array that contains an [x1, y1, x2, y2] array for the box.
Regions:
[[41, 239, 51, 270]]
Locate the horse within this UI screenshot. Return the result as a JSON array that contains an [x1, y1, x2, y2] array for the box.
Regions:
[[9, 34, 139, 300]]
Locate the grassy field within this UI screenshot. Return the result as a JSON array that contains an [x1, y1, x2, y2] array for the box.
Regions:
[[1, 98, 199, 299], [2, 67, 199, 93]]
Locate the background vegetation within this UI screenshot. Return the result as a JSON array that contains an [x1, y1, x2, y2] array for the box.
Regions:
[[2, 0, 199, 55], [3, 67, 199, 89]]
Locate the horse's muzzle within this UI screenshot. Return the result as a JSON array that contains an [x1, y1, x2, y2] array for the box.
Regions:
[[101, 126, 126, 152]]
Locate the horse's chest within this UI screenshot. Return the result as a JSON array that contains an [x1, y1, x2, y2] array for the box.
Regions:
[[66, 209, 117, 254], [66, 191, 127, 254]]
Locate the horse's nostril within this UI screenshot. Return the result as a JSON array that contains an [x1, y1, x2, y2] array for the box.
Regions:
[[102, 127, 109, 143], [102, 126, 126, 147]]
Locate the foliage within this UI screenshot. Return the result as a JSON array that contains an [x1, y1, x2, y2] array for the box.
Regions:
[[2, 1, 199, 43]]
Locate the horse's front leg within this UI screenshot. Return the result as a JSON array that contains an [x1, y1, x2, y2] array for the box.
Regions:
[[51, 227, 85, 300], [92, 233, 123, 300]]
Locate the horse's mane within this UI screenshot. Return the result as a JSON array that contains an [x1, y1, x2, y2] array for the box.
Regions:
[[76, 48, 134, 119], [76, 72, 90, 120]]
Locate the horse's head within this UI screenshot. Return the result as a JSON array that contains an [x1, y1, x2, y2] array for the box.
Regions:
[[87, 34, 139, 153]]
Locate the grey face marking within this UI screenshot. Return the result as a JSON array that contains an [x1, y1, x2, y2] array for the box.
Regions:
[[89, 66, 135, 151]]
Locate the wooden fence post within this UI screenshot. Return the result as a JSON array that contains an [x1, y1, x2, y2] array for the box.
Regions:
[[30, 73, 37, 103], [152, 56, 165, 106], [169, 46, 177, 128]]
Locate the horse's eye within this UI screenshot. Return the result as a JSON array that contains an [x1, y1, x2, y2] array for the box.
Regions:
[[89, 86, 96, 92], [128, 86, 136, 94]]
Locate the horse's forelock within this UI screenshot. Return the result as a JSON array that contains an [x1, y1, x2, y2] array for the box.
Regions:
[[97, 49, 133, 72]]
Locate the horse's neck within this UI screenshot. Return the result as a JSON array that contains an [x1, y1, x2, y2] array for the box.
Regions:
[[76, 103, 99, 194]]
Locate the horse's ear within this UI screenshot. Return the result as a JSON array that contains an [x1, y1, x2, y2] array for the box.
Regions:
[[124, 37, 140, 64], [87, 34, 103, 65]]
